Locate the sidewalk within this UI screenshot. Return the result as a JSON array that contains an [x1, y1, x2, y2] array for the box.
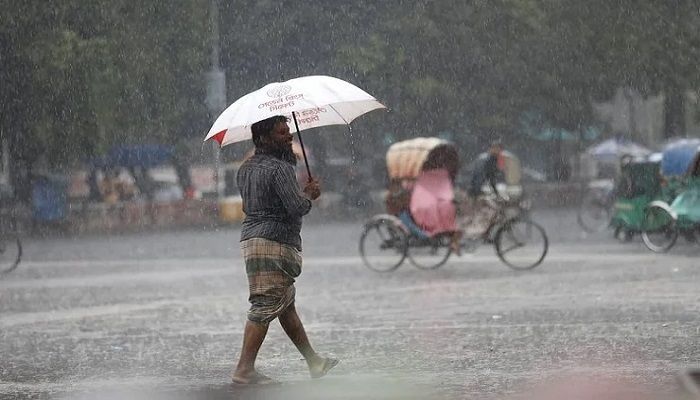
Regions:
[[53, 182, 582, 236], [65, 199, 220, 235]]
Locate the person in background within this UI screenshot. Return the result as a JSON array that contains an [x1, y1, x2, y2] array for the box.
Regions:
[[408, 145, 462, 254], [460, 141, 506, 239], [469, 140, 504, 199], [100, 169, 120, 205]]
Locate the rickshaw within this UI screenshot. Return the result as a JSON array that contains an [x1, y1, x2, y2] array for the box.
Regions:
[[579, 153, 676, 241], [608, 156, 663, 241], [359, 137, 548, 272], [577, 139, 652, 233], [642, 142, 700, 252]]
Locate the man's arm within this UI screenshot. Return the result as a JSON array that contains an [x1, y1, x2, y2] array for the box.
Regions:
[[273, 164, 312, 217]]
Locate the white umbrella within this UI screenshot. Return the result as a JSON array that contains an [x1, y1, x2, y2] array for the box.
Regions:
[[204, 75, 386, 178], [586, 138, 651, 162]]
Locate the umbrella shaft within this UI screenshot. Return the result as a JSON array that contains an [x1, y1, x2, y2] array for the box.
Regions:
[[291, 112, 312, 182]]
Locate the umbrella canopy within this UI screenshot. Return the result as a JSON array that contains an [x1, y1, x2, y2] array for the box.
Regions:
[[661, 139, 700, 177], [586, 138, 651, 162], [204, 75, 386, 147], [662, 137, 700, 151]]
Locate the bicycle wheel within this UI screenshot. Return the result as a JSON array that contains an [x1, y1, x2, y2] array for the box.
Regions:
[[577, 191, 612, 233], [359, 218, 408, 272], [0, 234, 22, 274], [407, 233, 452, 270], [641, 205, 678, 253], [495, 219, 548, 270]]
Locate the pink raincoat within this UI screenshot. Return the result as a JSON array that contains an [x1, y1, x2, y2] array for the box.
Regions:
[[409, 168, 457, 236]]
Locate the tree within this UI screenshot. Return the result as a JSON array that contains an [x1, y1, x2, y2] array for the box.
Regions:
[[3, 0, 700, 203], [333, 0, 549, 154], [0, 0, 211, 201], [536, 0, 700, 138]]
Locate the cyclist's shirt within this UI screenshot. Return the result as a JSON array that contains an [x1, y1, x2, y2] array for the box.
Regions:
[[469, 154, 503, 197]]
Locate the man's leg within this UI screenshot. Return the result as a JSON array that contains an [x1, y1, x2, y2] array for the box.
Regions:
[[278, 303, 338, 378], [458, 195, 479, 237], [278, 303, 320, 362], [232, 320, 270, 383], [450, 230, 463, 255]]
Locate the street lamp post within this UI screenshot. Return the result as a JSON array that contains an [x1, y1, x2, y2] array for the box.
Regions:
[[206, 0, 226, 198]]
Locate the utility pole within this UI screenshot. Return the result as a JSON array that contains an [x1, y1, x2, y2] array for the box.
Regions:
[[624, 88, 637, 140], [206, 0, 226, 197]]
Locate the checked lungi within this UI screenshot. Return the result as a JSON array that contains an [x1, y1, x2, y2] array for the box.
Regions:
[[241, 237, 302, 325]]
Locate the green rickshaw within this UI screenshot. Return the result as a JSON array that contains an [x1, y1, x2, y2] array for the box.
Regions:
[[609, 158, 665, 241], [642, 142, 700, 252]]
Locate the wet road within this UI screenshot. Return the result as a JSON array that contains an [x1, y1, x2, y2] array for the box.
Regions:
[[1, 210, 699, 399]]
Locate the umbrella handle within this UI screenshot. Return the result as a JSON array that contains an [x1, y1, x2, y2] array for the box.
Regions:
[[291, 112, 313, 182]]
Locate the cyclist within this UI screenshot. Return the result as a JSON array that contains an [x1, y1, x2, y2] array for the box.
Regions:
[[469, 140, 505, 199], [460, 140, 506, 238]]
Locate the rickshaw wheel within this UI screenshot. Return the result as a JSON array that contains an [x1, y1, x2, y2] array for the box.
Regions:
[[407, 233, 452, 270], [359, 218, 408, 272], [641, 205, 678, 253], [495, 218, 548, 270]]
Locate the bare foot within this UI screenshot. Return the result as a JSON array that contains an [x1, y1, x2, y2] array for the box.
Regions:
[[309, 357, 339, 379], [231, 370, 277, 385]]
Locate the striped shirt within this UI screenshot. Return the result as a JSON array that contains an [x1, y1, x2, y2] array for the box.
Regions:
[[237, 152, 312, 250]]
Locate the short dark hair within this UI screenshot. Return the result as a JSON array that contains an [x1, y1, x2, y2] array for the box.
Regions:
[[251, 115, 289, 148]]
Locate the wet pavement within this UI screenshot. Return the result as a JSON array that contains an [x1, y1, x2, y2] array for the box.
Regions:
[[1, 209, 699, 399]]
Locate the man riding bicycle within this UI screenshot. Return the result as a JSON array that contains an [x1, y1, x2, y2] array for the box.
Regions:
[[459, 141, 507, 238], [468, 141, 505, 199]]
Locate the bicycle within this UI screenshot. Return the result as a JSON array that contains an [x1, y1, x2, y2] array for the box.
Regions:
[[577, 179, 615, 233], [0, 206, 23, 275]]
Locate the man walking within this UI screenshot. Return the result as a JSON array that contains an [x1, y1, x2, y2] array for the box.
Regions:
[[232, 115, 338, 385]]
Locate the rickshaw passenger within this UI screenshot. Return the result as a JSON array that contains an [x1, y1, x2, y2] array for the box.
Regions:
[[409, 168, 462, 253]]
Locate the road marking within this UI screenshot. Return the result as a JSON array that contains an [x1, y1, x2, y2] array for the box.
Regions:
[[0, 295, 232, 328], [2, 274, 691, 329], [0, 266, 238, 289], [0, 301, 175, 328], [0, 250, 672, 291], [16, 249, 667, 270]]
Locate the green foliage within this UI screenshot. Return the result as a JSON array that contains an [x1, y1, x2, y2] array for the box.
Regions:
[[330, 0, 700, 146], [2, 0, 699, 171], [0, 0, 210, 168]]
